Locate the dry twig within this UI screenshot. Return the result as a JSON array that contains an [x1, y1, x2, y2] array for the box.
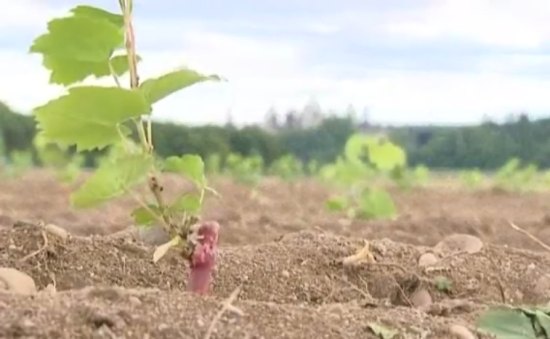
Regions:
[[508, 221, 550, 252], [19, 230, 48, 262], [204, 287, 244, 339]]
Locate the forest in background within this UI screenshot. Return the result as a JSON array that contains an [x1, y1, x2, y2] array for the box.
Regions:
[[2, 100, 549, 170]]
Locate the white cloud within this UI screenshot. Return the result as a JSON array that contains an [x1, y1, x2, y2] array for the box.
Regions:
[[0, 50, 65, 113], [384, 0, 550, 49], [0, 0, 67, 30]]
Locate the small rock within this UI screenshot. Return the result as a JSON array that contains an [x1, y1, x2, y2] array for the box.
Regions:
[[281, 270, 290, 278], [45, 223, 70, 241], [434, 234, 483, 254], [410, 288, 432, 309], [533, 274, 550, 299], [42, 283, 57, 295], [449, 324, 476, 339], [418, 253, 438, 267], [128, 296, 142, 306], [137, 225, 170, 246], [0, 267, 36, 295]]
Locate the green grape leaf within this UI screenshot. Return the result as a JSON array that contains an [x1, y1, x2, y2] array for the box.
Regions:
[[42, 54, 140, 85], [34, 86, 151, 151], [70, 5, 124, 26], [71, 153, 153, 208], [29, 6, 125, 86], [358, 189, 397, 220], [164, 154, 206, 188], [367, 139, 406, 171], [476, 308, 536, 339], [132, 205, 162, 226], [30, 16, 123, 62], [169, 193, 201, 215], [140, 68, 222, 104]]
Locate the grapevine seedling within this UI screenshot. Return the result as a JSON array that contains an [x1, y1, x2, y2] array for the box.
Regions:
[[29, 1, 223, 294], [321, 133, 406, 220]]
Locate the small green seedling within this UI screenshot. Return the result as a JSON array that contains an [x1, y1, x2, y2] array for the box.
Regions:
[[320, 133, 406, 220], [30, 1, 223, 294], [433, 276, 453, 293]]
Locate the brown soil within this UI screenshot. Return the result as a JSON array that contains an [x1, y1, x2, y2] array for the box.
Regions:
[[1, 169, 550, 338]]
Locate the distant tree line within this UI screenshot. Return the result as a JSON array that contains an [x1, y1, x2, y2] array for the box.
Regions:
[[2, 99, 550, 170]]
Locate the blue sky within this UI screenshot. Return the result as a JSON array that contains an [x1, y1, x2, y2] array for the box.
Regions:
[[1, 0, 550, 126]]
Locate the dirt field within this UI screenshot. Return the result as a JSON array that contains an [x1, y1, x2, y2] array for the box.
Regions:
[[1, 169, 550, 338]]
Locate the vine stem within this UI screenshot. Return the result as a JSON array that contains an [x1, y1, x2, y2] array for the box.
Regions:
[[120, 0, 175, 236], [120, 0, 150, 153]]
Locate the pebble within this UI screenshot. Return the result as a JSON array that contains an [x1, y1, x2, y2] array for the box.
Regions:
[[410, 288, 432, 309], [137, 225, 170, 246], [45, 223, 69, 241], [448, 324, 476, 339], [418, 253, 438, 267], [128, 296, 142, 306], [0, 267, 37, 295], [533, 274, 550, 299], [434, 234, 483, 254]]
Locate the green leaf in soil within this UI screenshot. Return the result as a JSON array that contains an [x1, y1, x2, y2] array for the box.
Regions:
[[30, 6, 125, 86], [433, 276, 453, 292], [164, 154, 206, 188], [357, 189, 397, 220], [71, 153, 153, 208], [132, 205, 162, 226], [367, 322, 398, 339], [169, 193, 202, 215], [34, 86, 151, 151], [535, 310, 550, 337], [476, 308, 537, 339], [140, 68, 222, 104]]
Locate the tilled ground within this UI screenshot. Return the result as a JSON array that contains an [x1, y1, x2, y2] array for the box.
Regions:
[[1, 170, 550, 338]]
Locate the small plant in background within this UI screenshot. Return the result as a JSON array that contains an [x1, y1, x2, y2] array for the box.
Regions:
[[204, 153, 222, 176], [34, 133, 84, 184], [30, 1, 223, 294], [224, 152, 264, 185], [389, 164, 430, 190], [460, 168, 484, 189], [321, 133, 406, 220], [493, 157, 539, 192], [4, 150, 34, 178], [268, 153, 303, 181]]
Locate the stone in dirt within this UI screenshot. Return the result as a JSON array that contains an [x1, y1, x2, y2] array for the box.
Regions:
[[434, 234, 483, 255], [418, 252, 438, 267], [136, 225, 170, 246], [0, 267, 37, 295], [448, 324, 476, 339]]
